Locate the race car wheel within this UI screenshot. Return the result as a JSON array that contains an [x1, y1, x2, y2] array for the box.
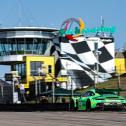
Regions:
[[86, 99, 91, 111]]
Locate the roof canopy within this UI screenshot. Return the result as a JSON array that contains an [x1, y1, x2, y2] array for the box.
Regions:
[[38, 88, 81, 96]]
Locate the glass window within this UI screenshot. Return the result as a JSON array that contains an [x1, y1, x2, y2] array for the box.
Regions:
[[15, 63, 26, 81], [30, 61, 43, 76], [0, 38, 51, 56], [82, 92, 90, 97], [82, 91, 95, 97], [96, 90, 115, 95], [48, 65, 52, 73]]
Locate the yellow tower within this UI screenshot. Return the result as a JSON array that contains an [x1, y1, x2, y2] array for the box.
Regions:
[[115, 52, 126, 74]]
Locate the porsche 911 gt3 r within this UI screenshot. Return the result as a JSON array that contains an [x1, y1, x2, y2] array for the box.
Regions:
[[73, 89, 126, 111]]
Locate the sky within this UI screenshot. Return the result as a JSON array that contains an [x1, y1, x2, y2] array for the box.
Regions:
[[0, 0, 126, 76]]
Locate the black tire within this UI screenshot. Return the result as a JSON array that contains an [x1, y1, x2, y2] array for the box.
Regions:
[[86, 99, 91, 111]]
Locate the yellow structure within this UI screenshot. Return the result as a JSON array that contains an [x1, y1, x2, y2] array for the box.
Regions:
[[21, 56, 67, 93], [23, 56, 55, 88], [115, 52, 126, 75]]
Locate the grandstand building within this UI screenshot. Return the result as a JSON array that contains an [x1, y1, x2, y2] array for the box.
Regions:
[[0, 27, 67, 99]]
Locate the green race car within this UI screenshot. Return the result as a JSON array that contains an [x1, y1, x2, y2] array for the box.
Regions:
[[72, 89, 126, 111]]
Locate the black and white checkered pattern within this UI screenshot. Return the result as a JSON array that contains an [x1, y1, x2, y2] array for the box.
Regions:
[[60, 36, 115, 88], [44, 37, 61, 77]]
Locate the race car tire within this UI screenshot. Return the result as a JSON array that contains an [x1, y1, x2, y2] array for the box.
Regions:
[[86, 99, 91, 111]]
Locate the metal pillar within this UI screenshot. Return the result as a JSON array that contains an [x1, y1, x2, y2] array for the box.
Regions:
[[1, 85, 3, 99], [117, 73, 121, 95], [96, 52, 99, 86], [38, 80, 41, 94], [70, 77, 73, 98], [12, 78, 15, 104], [38, 72, 41, 94], [52, 82, 55, 103], [35, 79, 38, 97], [94, 42, 101, 89]]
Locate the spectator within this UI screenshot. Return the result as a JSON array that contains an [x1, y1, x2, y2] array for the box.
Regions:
[[19, 83, 26, 102]]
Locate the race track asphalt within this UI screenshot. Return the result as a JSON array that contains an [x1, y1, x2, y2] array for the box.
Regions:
[[0, 111, 126, 126]]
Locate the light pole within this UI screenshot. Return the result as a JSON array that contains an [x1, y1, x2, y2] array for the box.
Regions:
[[66, 62, 73, 97], [32, 76, 38, 96], [94, 42, 101, 89], [35, 78, 38, 97], [96, 51, 99, 86], [71, 77, 73, 98], [38, 68, 42, 94], [52, 81, 55, 103], [48, 73, 55, 103], [0, 76, 4, 100], [116, 72, 121, 95]]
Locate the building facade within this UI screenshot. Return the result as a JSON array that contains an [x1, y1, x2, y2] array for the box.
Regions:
[[0, 26, 115, 97], [60, 36, 115, 89], [0, 27, 67, 98]]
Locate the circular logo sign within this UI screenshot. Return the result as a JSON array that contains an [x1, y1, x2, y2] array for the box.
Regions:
[[60, 18, 85, 41]]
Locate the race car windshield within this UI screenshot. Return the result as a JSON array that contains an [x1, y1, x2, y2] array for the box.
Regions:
[[82, 91, 95, 97], [96, 90, 116, 95]]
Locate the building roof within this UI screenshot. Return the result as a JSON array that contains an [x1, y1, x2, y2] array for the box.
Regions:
[[38, 88, 81, 96], [115, 52, 125, 58], [0, 27, 58, 32], [0, 79, 11, 86]]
